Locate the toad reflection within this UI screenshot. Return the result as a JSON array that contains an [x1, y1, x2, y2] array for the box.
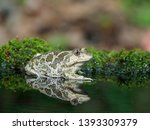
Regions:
[[26, 76, 90, 105]]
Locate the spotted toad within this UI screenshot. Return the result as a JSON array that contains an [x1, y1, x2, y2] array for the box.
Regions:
[[25, 48, 92, 80]]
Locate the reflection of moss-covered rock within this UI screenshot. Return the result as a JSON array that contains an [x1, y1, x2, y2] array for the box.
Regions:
[[0, 74, 31, 91]]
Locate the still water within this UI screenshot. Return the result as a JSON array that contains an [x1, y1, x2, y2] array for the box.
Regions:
[[0, 74, 150, 113]]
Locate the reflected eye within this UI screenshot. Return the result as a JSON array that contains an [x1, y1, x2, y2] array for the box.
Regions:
[[74, 49, 80, 56]]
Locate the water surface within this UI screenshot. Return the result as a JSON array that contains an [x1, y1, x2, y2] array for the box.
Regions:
[[0, 75, 150, 113]]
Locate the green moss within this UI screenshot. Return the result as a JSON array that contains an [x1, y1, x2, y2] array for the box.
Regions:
[[82, 48, 108, 74], [0, 74, 31, 91], [82, 48, 150, 84]]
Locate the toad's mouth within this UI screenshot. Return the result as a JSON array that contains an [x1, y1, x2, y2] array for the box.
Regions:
[[67, 55, 92, 67], [73, 57, 92, 66], [68, 61, 86, 67]]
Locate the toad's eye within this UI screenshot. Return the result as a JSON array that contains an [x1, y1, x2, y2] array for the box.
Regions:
[[74, 49, 81, 56]]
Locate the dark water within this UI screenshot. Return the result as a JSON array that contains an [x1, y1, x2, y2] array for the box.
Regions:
[[0, 75, 150, 113]]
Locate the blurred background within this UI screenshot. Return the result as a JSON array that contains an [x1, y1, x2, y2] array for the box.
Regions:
[[0, 0, 150, 50]]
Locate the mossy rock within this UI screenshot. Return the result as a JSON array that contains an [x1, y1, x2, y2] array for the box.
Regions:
[[83, 48, 150, 83], [0, 37, 150, 85]]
